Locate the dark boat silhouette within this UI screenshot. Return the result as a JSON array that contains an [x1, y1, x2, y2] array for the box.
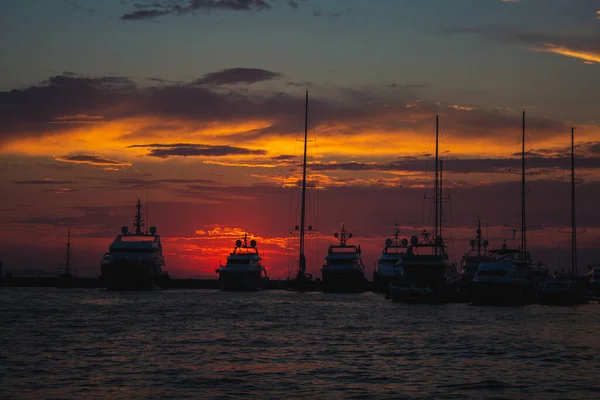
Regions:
[[321, 225, 366, 293], [101, 199, 168, 290], [216, 233, 269, 291]]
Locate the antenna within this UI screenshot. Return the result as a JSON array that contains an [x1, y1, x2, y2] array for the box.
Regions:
[[134, 199, 143, 235]]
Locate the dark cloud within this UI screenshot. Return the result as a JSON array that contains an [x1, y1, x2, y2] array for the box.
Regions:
[[56, 154, 130, 166], [121, 0, 270, 21], [80, 176, 218, 190], [0, 71, 576, 145], [129, 143, 267, 158], [312, 153, 600, 175], [13, 179, 77, 185], [192, 68, 283, 85]]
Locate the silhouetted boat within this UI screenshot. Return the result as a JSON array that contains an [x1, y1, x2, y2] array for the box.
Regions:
[[457, 219, 495, 301], [321, 225, 366, 293], [388, 115, 458, 303], [216, 233, 269, 291], [373, 224, 407, 293], [101, 199, 167, 290], [388, 231, 458, 303], [290, 90, 317, 292], [538, 127, 588, 305], [470, 244, 536, 305], [538, 273, 589, 305], [470, 112, 537, 305], [587, 265, 600, 297], [56, 226, 75, 288]]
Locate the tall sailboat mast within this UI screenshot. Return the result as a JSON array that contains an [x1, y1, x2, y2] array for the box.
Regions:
[[298, 90, 309, 276], [434, 115, 439, 244], [571, 126, 577, 275], [521, 111, 526, 262], [65, 226, 71, 275], [439, 160, 443, 239]]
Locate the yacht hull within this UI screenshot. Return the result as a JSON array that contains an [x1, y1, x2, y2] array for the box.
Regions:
[[470, 281, 535, 306], [538, 291, 589, 306], [389, 283, 457, 303], [321, 268, 366, 293], [101, 262, 158, 290], [218, 270, 267, 291], [373, 272, 395, 293]]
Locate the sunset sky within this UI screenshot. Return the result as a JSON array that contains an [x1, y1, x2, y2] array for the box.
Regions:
[[1, 0, 599, 278]]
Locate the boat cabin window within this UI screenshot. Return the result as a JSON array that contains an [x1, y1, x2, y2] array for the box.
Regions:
[[329, 258, 359, 265], [110, 247, 156, 253], [476, 270, 507, 277], [228, 259, 256, 265]]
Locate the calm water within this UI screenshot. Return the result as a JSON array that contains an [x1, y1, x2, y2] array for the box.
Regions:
[[1, 288, 599, 399]]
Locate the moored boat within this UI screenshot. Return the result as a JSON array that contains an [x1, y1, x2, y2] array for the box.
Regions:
[[216, 233, 269, 291], [388, 231, 458, 303], [457, 219, 495, 301], [101, 199, 167, 290], [321, 225, 366, 293], [373, 225, 407, 293]]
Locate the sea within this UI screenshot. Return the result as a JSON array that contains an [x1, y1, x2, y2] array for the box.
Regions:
[[1, 288, 599, 399]]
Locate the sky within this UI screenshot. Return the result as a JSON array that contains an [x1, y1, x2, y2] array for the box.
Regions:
[[1, 0, 599, 278]]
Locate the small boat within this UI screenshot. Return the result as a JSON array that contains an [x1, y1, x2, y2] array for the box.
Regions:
[[216, 233, 269, 291], [101, 199, 168, 290], [388, 115, 458, 303], [457, 219, 495, 301], [321, 225, 366, 293], [538, 272, 589, 305], [388, 231, 458, 303], [588, 265, 600, 297], [538, 127, 589, 306], [56, 226, 75, 288], [470, 245, 536, 305], [373, 225, 407, 293], [470, 111, 537, 306]]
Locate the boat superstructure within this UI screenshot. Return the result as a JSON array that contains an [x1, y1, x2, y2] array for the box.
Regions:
[[388, 230, 458, 303], [373, 224, 408, 293], [457, 219, 495, 300], [101, 199, 167, 290], [321, 225, 366, 293], [216, 233, 269, 291]]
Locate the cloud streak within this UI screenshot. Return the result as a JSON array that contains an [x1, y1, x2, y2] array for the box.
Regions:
[[129, 143, 267, 158], [447, 26, 600, 64], [192, 68, 283, 85], [121, 0, 271, 21]]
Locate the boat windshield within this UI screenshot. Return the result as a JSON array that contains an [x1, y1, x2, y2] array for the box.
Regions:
[[119, 235, 157, 242], [328, 258, 359, 265]]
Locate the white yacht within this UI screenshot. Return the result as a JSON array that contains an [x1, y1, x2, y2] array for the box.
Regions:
[[373, 225, 408, 293], [321, 225, 366, 293], [216, 233, 268, 291], [101, 199, 168, 290], [470, 243, 535, 305]]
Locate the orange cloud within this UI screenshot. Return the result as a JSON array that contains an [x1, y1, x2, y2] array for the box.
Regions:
[[536, 43, 600, 64]]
